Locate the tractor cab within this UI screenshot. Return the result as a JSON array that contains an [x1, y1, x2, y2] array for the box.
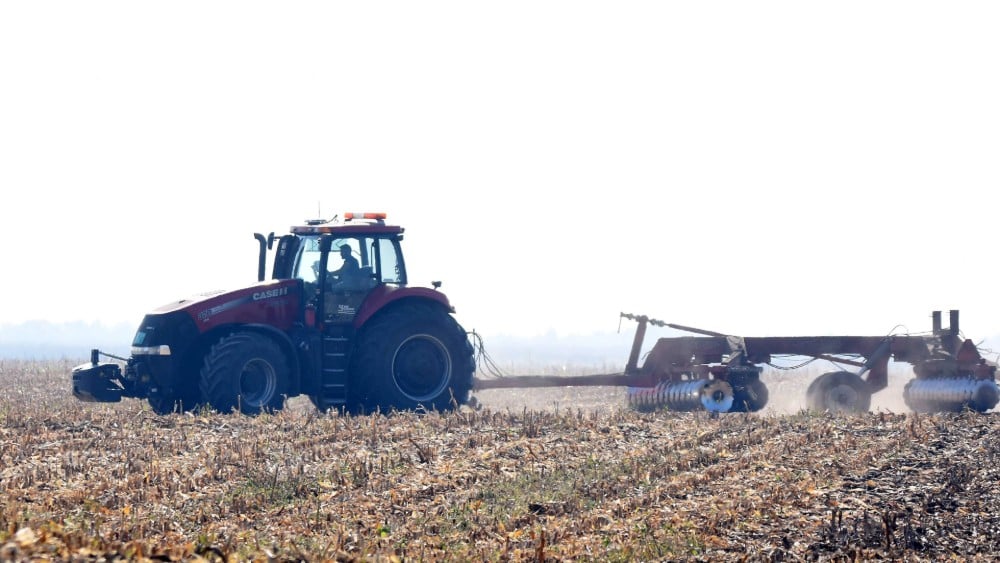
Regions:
[[262, 212, 408, 324]]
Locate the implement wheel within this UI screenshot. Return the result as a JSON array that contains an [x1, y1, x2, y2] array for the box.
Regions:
[[730, 378, 769, 413], [806, 371, 871, 413], [200, 332, 289, 415]]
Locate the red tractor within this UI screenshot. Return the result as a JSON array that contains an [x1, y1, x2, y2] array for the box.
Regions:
[[72, 213, 475, 415]]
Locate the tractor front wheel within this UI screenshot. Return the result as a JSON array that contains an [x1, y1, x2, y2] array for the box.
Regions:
[[200, 332, 289, 415], [147, 385, 203, 415]]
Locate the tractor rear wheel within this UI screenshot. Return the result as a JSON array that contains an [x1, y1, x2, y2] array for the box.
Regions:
[[352, 302, 474, 414], [806, 371, 871, 413], [200, 332, 289, 415]]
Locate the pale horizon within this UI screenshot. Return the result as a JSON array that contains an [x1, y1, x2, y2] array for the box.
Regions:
[[2, 2, 998, 344]]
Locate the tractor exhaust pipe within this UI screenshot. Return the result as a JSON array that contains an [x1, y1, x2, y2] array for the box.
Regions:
[[254, 232, 275, 282]]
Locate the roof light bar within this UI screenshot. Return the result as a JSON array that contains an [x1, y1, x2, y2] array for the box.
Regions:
[[344, 212, 387, 221]]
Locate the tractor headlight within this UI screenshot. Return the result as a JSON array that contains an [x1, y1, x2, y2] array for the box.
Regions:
[[131, 345, 172, 356]]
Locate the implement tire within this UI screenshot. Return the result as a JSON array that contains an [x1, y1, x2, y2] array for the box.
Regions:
[[806, 371, 871, 413], [353, 302, 474, 414], [729, 378, 769, 413], [200, 332, 289, 415]]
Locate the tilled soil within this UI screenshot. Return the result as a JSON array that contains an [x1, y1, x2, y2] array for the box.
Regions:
[[1, 360, 998, 561]]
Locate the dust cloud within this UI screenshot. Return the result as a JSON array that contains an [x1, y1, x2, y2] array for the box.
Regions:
[[759, 367, 914, 415], [472, 385, 627, 414], [471, 366, 922, 416]]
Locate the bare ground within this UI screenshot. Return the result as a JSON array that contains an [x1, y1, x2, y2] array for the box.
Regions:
[[1, 359, 999, 562]]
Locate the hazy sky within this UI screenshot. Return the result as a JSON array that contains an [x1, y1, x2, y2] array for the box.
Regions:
[[2, 2, 999, 344]]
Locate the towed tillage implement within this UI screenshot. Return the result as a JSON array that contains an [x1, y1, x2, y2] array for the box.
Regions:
[[472, 310, 1000, 414]]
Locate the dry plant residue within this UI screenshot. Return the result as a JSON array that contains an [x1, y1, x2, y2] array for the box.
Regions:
[[1, 359, 999, 561]]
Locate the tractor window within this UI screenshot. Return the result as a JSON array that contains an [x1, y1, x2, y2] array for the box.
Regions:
[[292, 235, 323, 284], [327, 239, 360, 274], [326, 238, 378, 292], [292, 235, 403, 289], [272, 235, 301, 280], [376, 238, 405, 285]]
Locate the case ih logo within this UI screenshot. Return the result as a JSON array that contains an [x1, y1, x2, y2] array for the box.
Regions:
[[198, 295, 256, 322], [197, 298, 246, 322], [252, 287, 289, 301]]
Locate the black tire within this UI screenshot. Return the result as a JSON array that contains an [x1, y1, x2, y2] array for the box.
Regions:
[[806, 371, 871, 413], [148, 385, 203, 415], [307, 394, 326, 413], [729, 378, 769, 413], [199, 332, 289, 415], [352, 302, 474, 414]]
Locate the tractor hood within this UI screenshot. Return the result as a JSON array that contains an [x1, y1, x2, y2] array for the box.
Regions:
[[147, 279, 303, 332], [149, 289, 230, 315]]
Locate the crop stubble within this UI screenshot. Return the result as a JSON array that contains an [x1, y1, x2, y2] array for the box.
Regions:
[[1, 359, 998, 561]]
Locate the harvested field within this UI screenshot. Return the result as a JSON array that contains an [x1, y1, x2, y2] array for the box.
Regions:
[[2, 359, 999, 561]]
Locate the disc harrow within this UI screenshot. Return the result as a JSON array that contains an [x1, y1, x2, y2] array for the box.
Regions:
[[474, 310, 999, 414]]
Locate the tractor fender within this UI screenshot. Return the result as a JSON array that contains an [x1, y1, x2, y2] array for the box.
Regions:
[[353, 286, 455, 328]]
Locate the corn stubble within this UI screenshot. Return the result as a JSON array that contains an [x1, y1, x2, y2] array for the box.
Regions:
[[2, 360, 999, 561]]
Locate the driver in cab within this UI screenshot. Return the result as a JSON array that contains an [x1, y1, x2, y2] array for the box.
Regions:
[[329, 244, 360, 290]]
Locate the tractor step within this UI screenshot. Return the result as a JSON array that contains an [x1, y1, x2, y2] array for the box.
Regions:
[[312, 328, 353, 409]]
